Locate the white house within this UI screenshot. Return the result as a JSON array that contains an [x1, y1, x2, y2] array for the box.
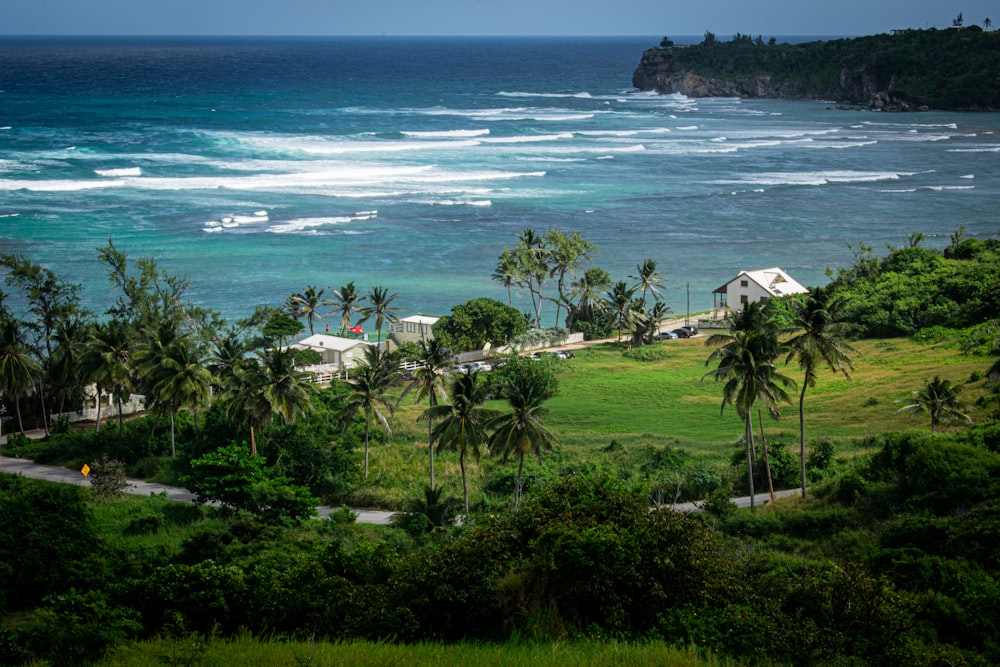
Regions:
[[712, 267, 808, 316], [290, 334, 375, 382]]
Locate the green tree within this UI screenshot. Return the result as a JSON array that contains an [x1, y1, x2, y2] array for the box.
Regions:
[[359, 286, 402, 344], [289, 285, 325, 336], [261, 313, 304, 349], [342, 346, 397, 480], [183, 443, 318, 521], [400, 338, 450, 490], [485, 359, 560, 509], [704, 302, 796, 508], [422, 372, 499, 514], [630, 258, 664, 309], [492, 248, 519, 308], [0, 316, 41, 433], [514, 228, 550, 327], [141, 332, 215, 457], [326, 281, 362, 336], [604, 280, 637, 345], [221, 347, 314, 455], [542, 228, 596, 328], [896, 375, 973, 433], [569, 266, 611, 333], [433, 297, 527, 352], [784, 287, 859, 497], [85, 319, 134, 438]]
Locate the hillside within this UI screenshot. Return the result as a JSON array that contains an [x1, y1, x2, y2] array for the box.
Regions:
[[633, 28, 1000, 110]]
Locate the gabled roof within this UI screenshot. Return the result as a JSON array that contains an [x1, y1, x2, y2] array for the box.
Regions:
[[713, 267, 809, 296], [400, 314, 439, 325], [293, 334, 373, 353]]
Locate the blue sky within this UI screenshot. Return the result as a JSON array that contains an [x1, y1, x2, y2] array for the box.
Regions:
[[4, 1, 995, 36]]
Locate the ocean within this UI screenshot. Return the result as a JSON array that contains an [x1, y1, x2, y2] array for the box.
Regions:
[[1, 36, 998, 326]]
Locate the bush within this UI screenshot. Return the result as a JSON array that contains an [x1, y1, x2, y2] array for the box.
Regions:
[[88, 454, 129, 499]]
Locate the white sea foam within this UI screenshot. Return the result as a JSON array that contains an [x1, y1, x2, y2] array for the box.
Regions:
[[401, 129, 490, 138], [948, 147, 1000, 153], [95, 167, 141, 177], [0, 126, 12, 131], [709, 170, 915, 187], [0, 213, 20, 218], [675, 125, 699, 131], [496, 91, 592, 99], [481, 133, 574, 144]]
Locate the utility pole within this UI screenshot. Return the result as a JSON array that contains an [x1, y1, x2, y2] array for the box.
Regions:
[[685, 281, 690, 326]]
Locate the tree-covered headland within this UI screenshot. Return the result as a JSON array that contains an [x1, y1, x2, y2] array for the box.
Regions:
[[634, 23, 1000, 110]]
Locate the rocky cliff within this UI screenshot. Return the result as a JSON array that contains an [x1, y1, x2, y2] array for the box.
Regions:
[[632, 46, 923, 110]]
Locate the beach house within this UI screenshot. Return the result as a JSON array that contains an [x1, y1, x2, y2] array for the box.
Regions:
[[712, 267, 808, 317], [389, 314, 439, 346], [291, 333, 375, 382]]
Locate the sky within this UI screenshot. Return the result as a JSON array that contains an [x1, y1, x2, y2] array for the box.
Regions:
[[4, 1, 996, 37]]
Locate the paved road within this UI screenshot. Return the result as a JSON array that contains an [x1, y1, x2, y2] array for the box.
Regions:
[[0, 431, 397, 525], [0, 449, 799, 523], [1, 415, 802, 524]]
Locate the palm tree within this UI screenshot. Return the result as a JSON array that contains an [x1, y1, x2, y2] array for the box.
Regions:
[[399, 338, 450, 490], [604, 281, 637, 344], [326, 282, 362, 336], [784, 287, 859, 497], [359, 286, 402, 345], [629, 258, 664, 308], [569, 266, 611, 332], [485, 368, 560, 509], [290, 285, 325, 336], [221, 347, 313, 455], [209, 332, 247, 388], [145, 335, 215, 457], [86, 319, 134, 438], [0, 317, 41, 433], [514, 228, 549, 327], [492, 247, 519, 308], [896, 375, 972, 433], [704, 302, 795, 509], [422, 372, 499, 514], [342, 345, 397, 479], [49, 315, 91, 415]]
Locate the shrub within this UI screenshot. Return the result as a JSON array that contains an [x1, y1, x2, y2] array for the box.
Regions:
[[88, 453, 129, 499]]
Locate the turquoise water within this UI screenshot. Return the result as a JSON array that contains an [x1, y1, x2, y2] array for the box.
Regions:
[[2, 36, 999, 324]]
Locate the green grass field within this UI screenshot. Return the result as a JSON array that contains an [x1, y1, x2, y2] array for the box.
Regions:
[[367, 334, 990, 508]]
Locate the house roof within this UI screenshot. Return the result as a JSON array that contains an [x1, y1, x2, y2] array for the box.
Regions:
[[713, 267, 809, 296], [400, 314, 439, 325], [292, 334, 374, 353]]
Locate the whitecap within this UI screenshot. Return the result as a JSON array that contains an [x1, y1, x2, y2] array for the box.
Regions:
[[675, 125, 699, 131], [254, 210, 268, 216], [961, 174, 975, 179], [95, 167, 141, 177], [401, 128, 490, 138]]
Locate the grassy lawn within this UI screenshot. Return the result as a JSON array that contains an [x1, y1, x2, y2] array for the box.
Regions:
[[370, 334, 989, 508]]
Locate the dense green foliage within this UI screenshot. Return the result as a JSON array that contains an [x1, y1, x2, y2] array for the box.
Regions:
[[657, 27, 1000, 109], [432, 297, 527, 352], [826, 235, 1000, 338]]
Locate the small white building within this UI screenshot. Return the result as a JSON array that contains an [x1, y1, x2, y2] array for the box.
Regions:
[[712, 267, 808, 316], [291, 334, 375, 382]]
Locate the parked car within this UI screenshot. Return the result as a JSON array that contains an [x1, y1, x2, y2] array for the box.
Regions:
[[552, 350, 575, 359], [653, 330, 678, 341], [467, 361, 492, 372], [679, 325, 698, 336], [671, 328, 692, 339]]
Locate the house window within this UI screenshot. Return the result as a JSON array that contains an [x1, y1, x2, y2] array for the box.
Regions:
[[407, 322, 416, 333], [740, 295, 748, 305], [740, 279, 748, 287], [419, 324, 427, 334]]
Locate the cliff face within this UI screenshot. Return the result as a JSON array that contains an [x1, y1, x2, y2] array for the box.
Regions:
[[632, 47, 923, 111]]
